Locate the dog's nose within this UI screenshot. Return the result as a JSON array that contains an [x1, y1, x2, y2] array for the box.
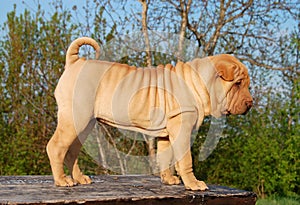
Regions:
[[246, 100, 253, 109], [243, 100, 253, 115], [242, 100, 253, 115]]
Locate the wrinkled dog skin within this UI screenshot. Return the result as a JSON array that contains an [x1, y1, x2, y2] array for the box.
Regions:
[[47, 37, 253, 190]]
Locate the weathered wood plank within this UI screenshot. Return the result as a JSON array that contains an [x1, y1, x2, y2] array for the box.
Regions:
[[0, 175, 257, 205]]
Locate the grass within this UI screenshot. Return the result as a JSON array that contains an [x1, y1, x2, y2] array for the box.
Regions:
[[256, 196, 300, 205]]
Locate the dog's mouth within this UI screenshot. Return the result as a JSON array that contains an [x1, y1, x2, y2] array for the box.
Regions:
[[242, 106, 251, 115], [223, 105, 251, 116], [222, 109, 231, 116]]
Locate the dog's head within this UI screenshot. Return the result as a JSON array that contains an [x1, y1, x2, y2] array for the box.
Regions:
[[209, 54, 253, 116]]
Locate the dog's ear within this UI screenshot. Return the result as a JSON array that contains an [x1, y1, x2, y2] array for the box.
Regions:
[[215, 61, 235, 81]]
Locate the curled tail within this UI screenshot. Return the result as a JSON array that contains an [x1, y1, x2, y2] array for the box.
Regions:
[[66, 37, 100, 67]]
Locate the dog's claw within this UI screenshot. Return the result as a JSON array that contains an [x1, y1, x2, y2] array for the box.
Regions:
[[74, 174, 92, 185], [55, 176, 76, 187], [161, 175, 181, 185], [185, 180, 209, 191]]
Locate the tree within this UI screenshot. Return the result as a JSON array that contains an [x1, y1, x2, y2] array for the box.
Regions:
[[0, 4, 77, 174]]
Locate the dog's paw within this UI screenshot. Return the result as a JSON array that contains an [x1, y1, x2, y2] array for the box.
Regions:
[[161, 175, 181, 185], [74, 174, 92, 185], [55, 175, 77, 187], [184, 180, 209, 191]]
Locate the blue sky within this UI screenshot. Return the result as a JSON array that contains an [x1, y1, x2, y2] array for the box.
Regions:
[[1, 1, 41, 24], [0, 0, 84, 25]]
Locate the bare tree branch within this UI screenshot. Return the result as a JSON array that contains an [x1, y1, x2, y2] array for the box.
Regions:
[[100, 124, 126, 174], [239, 55, 300, 74], [139, 0, 152, 67], [225, 0, 254, 24], [204, 0, 226, 55], [177, 0, 192, 61], [138, 0, 157, 174]]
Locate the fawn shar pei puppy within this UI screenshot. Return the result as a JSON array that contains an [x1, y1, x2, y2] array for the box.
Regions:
[[47, 37, 253, 190]]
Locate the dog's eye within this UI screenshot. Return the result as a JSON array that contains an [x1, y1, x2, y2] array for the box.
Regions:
[[235, 80, 242, 87]]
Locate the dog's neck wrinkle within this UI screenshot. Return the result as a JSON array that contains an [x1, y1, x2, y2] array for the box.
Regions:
[[190, 58, 217, 86], [190, 66, 211, 117], [175, 61, 211, 117], [187, 58, 222, 116], [190, 58, 231, 118]]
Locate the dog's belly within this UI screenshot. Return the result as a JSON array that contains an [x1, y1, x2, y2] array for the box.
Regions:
[[95, 93, 169, 137]]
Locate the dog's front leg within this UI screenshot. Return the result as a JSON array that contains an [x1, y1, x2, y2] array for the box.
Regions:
[[167, 112, 208, 191], [157, 138, 180, 185]]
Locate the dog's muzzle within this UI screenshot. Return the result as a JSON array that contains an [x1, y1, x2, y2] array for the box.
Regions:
[[242, 100, 253, 115]]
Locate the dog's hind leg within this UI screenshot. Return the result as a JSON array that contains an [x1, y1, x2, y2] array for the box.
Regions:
[[47, 110, 79, 187], [64, 119, 95, 185]]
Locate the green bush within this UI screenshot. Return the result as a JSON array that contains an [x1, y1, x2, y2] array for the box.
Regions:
[[256, 195, 300, 205]]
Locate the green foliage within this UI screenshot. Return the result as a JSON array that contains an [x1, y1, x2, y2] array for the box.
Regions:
[[0, 4, 76, 175], [256, 195, 300, 205]]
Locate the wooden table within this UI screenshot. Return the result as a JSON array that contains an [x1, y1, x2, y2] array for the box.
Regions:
[[0, 175, 257, 205]]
